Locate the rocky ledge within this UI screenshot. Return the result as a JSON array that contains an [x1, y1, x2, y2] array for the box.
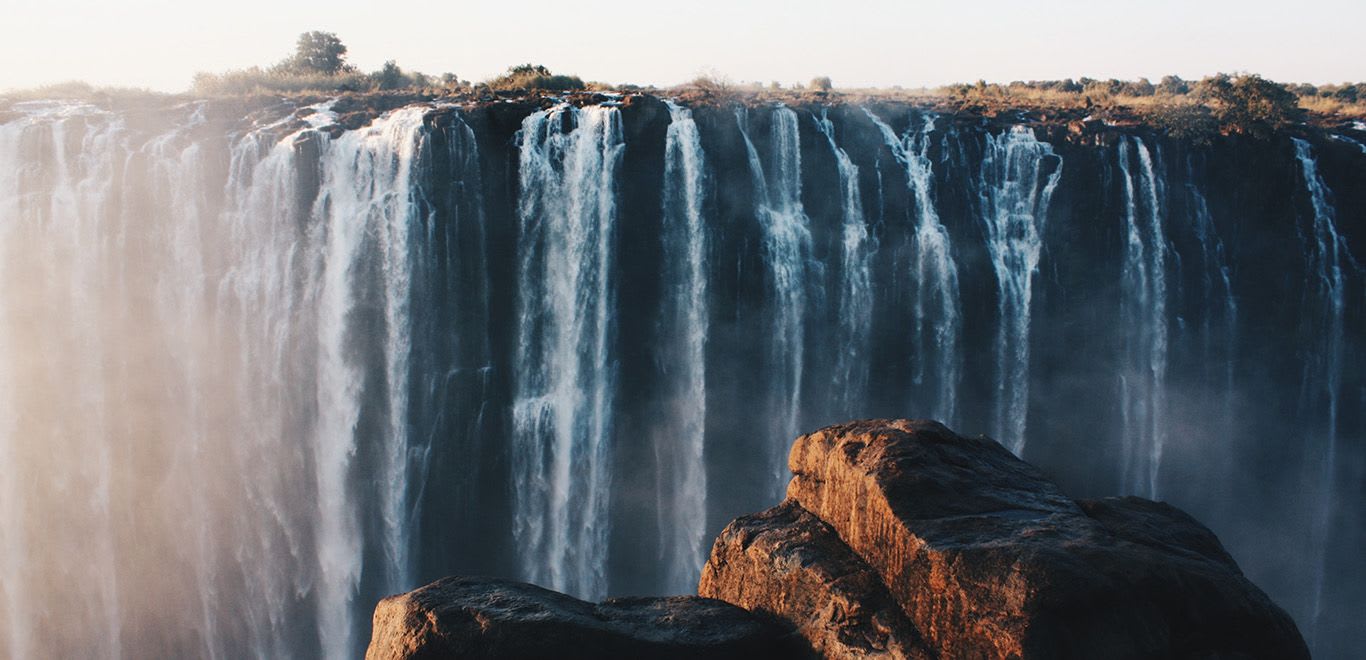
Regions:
[[366, 576, 810, 659], [368, 419, 1308, 659]]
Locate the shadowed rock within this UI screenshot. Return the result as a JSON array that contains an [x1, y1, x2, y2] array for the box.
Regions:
[[365, 576, 812, 659]]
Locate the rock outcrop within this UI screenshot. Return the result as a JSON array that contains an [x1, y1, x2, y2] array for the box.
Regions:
[[700, 419, 1308, 659], [369, 419, 1308, 660], [364, 576, 810, 659], [699, 501, 933, 659]]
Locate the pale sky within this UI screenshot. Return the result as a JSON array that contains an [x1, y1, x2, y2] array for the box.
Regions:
[[2, 0, 1363, 93]]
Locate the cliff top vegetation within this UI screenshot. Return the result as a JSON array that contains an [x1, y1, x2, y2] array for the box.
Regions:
[[4, 30, 1364, 140]]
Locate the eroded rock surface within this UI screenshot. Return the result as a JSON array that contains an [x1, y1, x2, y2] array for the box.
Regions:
[[365, 576, 810, 659], [700, 501, 934, 659]]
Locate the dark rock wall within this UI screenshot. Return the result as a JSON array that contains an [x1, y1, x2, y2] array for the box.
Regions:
[[394, 98, 1363, 658]]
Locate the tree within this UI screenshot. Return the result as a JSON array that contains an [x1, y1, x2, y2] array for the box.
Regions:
[[809, 76, 833, 92], [1156, 75, 1189, 95], [1122, 77, 1156, 96], [1195, 73, 1301, 138], [281, 31, 353, 76], [374, 60, 406, 90]]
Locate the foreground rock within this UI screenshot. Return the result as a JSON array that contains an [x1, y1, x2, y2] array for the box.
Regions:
[[700, 501, 933, 659], [369, 420, 1307, 659], [743, 419, 1306, 659], [365, 576, 810, 659]]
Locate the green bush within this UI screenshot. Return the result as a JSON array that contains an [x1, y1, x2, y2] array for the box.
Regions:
[[486, 64, 585, 92], [276, 31, 354, 76], [1156, 75, 1189, 95], [1195, 73, 1301, 138], [1121, 78, 1155, 96]]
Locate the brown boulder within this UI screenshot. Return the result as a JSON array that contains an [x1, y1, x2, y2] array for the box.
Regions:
[[778, 419, 1308, 659], [700, 501, 934, 659]]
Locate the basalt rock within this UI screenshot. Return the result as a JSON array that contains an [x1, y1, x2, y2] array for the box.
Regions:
[[744, 418, 1309, 660], [364, 576, 811, 660]]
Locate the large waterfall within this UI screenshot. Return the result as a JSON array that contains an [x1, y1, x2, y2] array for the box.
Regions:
[[511, 104, 624, 600], [736, 106, 815, 496], [865, 109, 962, 428], [1116, 136, 1170, 498], [0, 96, 1362, 659], [976, 126, 1061, 453]]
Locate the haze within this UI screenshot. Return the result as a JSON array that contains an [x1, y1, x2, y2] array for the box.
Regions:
[[3, 0, 1364, 93]]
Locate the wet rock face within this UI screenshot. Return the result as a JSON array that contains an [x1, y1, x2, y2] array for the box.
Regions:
[[705, 419, 1309, 660], [364, 576, 811, 660]]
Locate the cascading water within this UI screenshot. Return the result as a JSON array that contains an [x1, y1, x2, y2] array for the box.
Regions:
[[1292, 138, 1358, 644], [0, 100, 431, 659], [814, 108, 874, 418], [864, 109, 962, 426], [735, 106, 814, 497], [510, 104, 624, 600], [1331, 134, 1366, 154], [1, 96, 1362, 659], [863, 111, 961, 426], [654, 101, 710, 593], [975, 126, 1062, 454], [1183, 158, 1238, 471], [1116, 136, 1170, 498]]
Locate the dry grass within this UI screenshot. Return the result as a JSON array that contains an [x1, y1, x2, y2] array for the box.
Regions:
[[1298, 95, 1366, 119]]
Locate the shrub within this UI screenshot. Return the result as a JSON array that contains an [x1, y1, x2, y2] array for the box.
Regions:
[[191, 67, 374, 95], [1122, 78, 1156, 96], [1156, 75, 1189, 95], [809, 76, 833, 92], [1147, 103, 1218, 144], [1195, 73, 1301, 138], [486, 64, 584, 92]]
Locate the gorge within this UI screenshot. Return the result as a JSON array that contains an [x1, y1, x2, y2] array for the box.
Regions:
[[0, 92, 1361, 658]]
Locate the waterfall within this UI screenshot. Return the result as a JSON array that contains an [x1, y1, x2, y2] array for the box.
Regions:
[[735, 106, 813, 497], [1331, 134, 1366, 154], [2, 96, 1364, 659], [0, 101, 128, 660], [976, 126, 1062, 454], [1116, 136, 1170, 498], [654, 101, 710, 593], [307, 105, 427, 659], [511, 104, 624, 600], [864, 109, 962, 426], [1292, 138, 1358, 643], [814, 108, 874, 417], [1184, 160, 1238, 465], [0, 101, 430, 659]]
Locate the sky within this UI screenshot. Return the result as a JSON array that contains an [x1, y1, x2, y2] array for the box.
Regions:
[[1, 0, 1363, 93]]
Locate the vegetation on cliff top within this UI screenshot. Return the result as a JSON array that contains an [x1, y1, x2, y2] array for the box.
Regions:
[[5, 30, 1363, 139]]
